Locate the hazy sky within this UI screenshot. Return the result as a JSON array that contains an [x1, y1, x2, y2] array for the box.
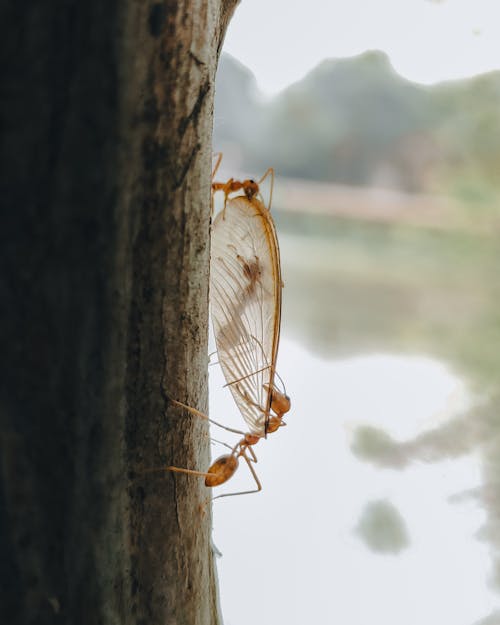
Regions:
[[223, 0, 500, 95]]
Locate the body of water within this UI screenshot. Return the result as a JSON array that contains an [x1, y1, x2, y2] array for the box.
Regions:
[[210, 214, 500, 625]]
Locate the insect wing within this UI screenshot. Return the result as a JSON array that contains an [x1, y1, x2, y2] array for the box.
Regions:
[[210, 196, 282, 436]]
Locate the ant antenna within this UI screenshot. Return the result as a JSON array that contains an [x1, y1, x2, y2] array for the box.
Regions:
[[211, 152, 223, 179], [275, 370, 287, 396], [210, 438, 233, 451], [257, 167, 275, 211]]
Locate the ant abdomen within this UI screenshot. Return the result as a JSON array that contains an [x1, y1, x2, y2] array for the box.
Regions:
[[205, 454, 239, 487]]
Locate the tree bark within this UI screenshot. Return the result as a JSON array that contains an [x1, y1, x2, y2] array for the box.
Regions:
[[0, 1, 237, 623]]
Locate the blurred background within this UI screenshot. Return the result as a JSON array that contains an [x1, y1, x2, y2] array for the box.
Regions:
[[209, 2, 500, 624]]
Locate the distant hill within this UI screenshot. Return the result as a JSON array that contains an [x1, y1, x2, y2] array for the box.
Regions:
[[213, 54, 262, 147], [213, 52, 500, 202]]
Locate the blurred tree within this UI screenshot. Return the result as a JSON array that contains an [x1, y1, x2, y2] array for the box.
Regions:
[[0, 1, 237, 624], [435, 73, 500, 204], [215, 51, 500, 202]]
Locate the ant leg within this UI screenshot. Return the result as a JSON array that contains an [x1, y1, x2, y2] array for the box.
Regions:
[[211, 180, 233, 219], [208, 350, 219, 365], [210, 438, 233, 451], [212, 449, 262, 500], [258, 167, 274, 185], [168, 466, 213, 478], [211, 154, 223, 217], [167, 396, 246, 437], [211, 152, 223, 179], [221, 180, 234, 219], [246, 445, 258, 463], [211, 180, 225, 218], [258, 167, 275, 211], [141, 466, 215, 479]]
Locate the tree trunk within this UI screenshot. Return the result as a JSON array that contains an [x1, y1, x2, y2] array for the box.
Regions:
[[0, 1, 237, 623]]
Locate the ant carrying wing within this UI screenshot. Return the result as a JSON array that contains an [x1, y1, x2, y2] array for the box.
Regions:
[[210, 168, 283, 437], [150, 163, 290, 500]]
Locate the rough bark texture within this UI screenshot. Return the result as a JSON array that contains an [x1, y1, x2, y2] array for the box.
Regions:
[[0, 1, 237, 623]]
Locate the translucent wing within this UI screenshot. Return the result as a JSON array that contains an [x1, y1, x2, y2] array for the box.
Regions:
[[210, 195, 282, 436]]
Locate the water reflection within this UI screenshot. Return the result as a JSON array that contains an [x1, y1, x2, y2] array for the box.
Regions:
[[210, 206, 499, 624], [277, 218, 500, 388], [475, 610, 500, 625], [212, 339, 496, 625], [356, 499, 410, 554], [351, 382, 500, 596]]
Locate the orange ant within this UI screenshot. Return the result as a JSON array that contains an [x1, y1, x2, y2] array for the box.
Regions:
[[210, 152, 274, 216], [151, 156, 289, 499], [166, 384, 290, 499]]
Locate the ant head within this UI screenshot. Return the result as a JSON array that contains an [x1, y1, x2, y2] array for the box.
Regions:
[[266, 416, 285, 434], [243, 179, 259, 200], [270, 388, 291, 417]]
